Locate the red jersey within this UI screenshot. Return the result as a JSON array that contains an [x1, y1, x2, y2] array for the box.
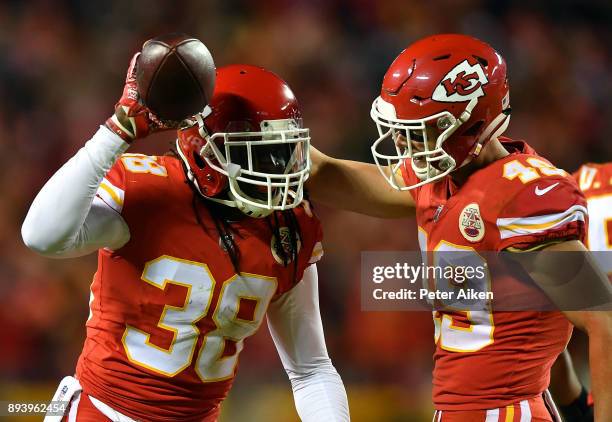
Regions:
[[77, 154, 323, 421], [573, 163, 612, 277], [401, 138, 587, 410]]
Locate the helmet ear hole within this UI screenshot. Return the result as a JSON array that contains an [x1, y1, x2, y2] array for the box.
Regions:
[[193, 151, 206, 169]]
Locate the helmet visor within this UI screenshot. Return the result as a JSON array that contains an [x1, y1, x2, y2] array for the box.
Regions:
[[370, 97, 465, 190], [202, 118, 310, 211]]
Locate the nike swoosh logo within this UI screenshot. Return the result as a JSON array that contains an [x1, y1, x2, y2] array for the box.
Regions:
[[535, 182, 560, 196]]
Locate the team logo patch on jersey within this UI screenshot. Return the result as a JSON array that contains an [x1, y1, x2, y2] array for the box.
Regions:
[[459, 203, 485, 242], [432, 60, 489, 103], [271, 227, 301, 265]]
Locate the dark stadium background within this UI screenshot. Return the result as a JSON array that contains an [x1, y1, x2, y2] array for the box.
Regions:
[[1, 0, 609, 420]]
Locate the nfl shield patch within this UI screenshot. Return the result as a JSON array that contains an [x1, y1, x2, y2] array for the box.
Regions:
[[459, 203, 485, 242]]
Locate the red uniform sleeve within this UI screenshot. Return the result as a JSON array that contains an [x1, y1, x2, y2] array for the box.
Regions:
[[95, 158, 127, 214], [307, 217, 324, 265], [496, 176, 588, 251], [292, 202, 324, 284]]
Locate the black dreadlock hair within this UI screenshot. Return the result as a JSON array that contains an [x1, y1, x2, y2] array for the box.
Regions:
[[191, 193, 243, 271], [171, 147, 303, 282]]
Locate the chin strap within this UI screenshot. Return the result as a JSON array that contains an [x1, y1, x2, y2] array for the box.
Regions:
[[227, 190, 274, 218], [456, 109, 511, 169], [205, 195, 240, 209], [226, 176, 278, 218], [470, 110, 511, 159]]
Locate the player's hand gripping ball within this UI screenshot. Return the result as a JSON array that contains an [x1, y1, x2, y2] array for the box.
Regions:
[[106, 33, 216, 142]]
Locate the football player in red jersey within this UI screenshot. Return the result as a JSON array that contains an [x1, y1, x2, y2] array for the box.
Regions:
[[573, 162, 612, 279], [548, 162, 612, 422], [307, 34, 611, 421], [22, 56, 349, 421]]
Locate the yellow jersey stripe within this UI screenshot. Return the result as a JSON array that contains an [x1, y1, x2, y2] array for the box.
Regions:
[[96, 178, 124, 213], [99, 182, 123, 207], [497, 205, 587, 239]]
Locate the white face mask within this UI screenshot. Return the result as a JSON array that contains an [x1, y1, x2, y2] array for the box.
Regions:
[[198, 116, 311, 217], [370, 96, 478, 190]]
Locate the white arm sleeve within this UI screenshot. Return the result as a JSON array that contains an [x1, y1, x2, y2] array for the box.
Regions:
[[21, 126, 130, 258], [267, 265, 350, 422]]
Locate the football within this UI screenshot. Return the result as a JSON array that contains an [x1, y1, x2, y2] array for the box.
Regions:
[[136, 33, 216, 121]]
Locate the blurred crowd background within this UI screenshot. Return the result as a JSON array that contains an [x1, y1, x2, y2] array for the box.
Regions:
[[0, 0, 609, 421]]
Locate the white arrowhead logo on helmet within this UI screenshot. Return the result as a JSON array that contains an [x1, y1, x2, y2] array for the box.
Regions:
[[432, 60, 489, 103]]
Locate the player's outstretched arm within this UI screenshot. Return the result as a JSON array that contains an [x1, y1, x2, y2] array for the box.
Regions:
[[513, 240, 611, 421], [21, 126, 130, 257], [21, 53, 173, 258], [267, 265, 350, 422], [308, 146, 415, 218]]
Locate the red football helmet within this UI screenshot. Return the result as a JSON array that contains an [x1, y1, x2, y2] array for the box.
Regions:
[[371, 34, 511, 190], [177, 64, 310, 217]]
